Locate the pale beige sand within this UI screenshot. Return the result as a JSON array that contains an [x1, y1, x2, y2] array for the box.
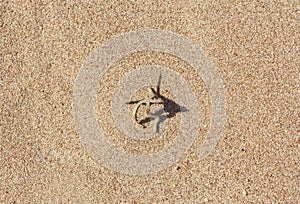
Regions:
[[1, 1, 299, 203]]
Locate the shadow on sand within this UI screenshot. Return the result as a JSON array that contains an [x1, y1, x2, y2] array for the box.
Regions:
[[139, 74, 188, 132]]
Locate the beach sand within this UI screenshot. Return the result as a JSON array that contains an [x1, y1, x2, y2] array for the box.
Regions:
[[1, 1, 299, 203]]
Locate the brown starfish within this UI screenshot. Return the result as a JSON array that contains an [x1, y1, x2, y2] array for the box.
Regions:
[[126, 86, 163, 127]]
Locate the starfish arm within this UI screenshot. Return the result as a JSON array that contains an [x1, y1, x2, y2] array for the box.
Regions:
[[155, 121, 159, 133], [145, 101, 151, 114], [149, 112, 160, 133], [125, 98, 144, 104], [133, 100, 145, 123], [150, 87, 158, 97], [148, 87, 155, 96], [150, 98, 164, 104]]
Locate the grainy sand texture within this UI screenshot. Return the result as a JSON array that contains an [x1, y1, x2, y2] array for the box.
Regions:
[[1, 1, 299, 203]]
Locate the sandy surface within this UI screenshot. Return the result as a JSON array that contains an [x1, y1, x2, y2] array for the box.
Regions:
[[1, 1, 299, 203]]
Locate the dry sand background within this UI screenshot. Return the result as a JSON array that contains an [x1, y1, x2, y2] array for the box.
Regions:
[[1, 0, 299, 203]]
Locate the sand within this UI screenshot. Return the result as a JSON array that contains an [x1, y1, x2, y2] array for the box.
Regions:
[[1, 1, 299, 203]]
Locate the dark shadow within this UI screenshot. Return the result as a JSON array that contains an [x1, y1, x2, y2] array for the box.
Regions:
[[139, 117, 155, 128], [139, 95, 189, 127], [159, 94, 189, 118], [139, 73, 189, 132]]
